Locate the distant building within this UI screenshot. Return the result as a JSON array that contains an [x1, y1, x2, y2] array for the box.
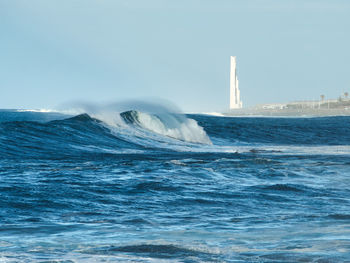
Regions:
[[261, 104, 287, 110], [230, 56, 243, 109], [255, 98, 347, 110]]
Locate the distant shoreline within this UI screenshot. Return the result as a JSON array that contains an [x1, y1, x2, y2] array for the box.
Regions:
[[222, 108, 350, 117]]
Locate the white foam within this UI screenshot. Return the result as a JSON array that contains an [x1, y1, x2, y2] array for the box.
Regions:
[[16, 109, 56, 113], [199, 112, 225, 117], [134, 111, 212, 144]]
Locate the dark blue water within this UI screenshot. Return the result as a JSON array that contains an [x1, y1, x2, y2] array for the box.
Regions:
[[0, 109, 350, 262]]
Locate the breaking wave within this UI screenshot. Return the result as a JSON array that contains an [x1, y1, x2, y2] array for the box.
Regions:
[[67, 101, 212, 145], [119, 110, 212, 144], [0, 103, 214, 159]]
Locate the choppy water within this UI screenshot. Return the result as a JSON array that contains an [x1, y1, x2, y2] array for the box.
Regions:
[[0, 108, 349, 262]]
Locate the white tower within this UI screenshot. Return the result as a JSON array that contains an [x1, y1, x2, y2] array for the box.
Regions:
[[230, 56, 243, 109]]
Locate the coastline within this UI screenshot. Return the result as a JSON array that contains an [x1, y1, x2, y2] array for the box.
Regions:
[[223, 108, 350, 117]]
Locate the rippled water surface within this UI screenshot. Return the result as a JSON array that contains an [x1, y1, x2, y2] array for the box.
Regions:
[[0, 110, 349, 262]]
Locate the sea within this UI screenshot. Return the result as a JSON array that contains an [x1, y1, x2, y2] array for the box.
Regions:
[[0, 106, 349, 262]]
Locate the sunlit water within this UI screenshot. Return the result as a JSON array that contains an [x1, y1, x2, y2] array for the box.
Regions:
[[0, 109, 349, 262]]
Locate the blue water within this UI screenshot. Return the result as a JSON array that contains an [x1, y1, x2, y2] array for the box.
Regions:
[[0, 109, 350, 262]]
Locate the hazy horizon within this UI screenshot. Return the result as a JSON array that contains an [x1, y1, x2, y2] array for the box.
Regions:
[[1, 0, 349, 112]]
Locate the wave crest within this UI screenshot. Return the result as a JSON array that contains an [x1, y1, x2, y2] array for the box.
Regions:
[[119, 110, 212, 144]]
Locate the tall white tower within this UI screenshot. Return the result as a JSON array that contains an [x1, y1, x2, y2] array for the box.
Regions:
[[230, 56, 243, 109]]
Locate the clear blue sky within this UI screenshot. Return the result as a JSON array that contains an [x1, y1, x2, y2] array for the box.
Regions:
[[1, 0, 349, 112]]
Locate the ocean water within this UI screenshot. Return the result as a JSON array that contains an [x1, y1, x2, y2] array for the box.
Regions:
[[0, 108, 350, 262]]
